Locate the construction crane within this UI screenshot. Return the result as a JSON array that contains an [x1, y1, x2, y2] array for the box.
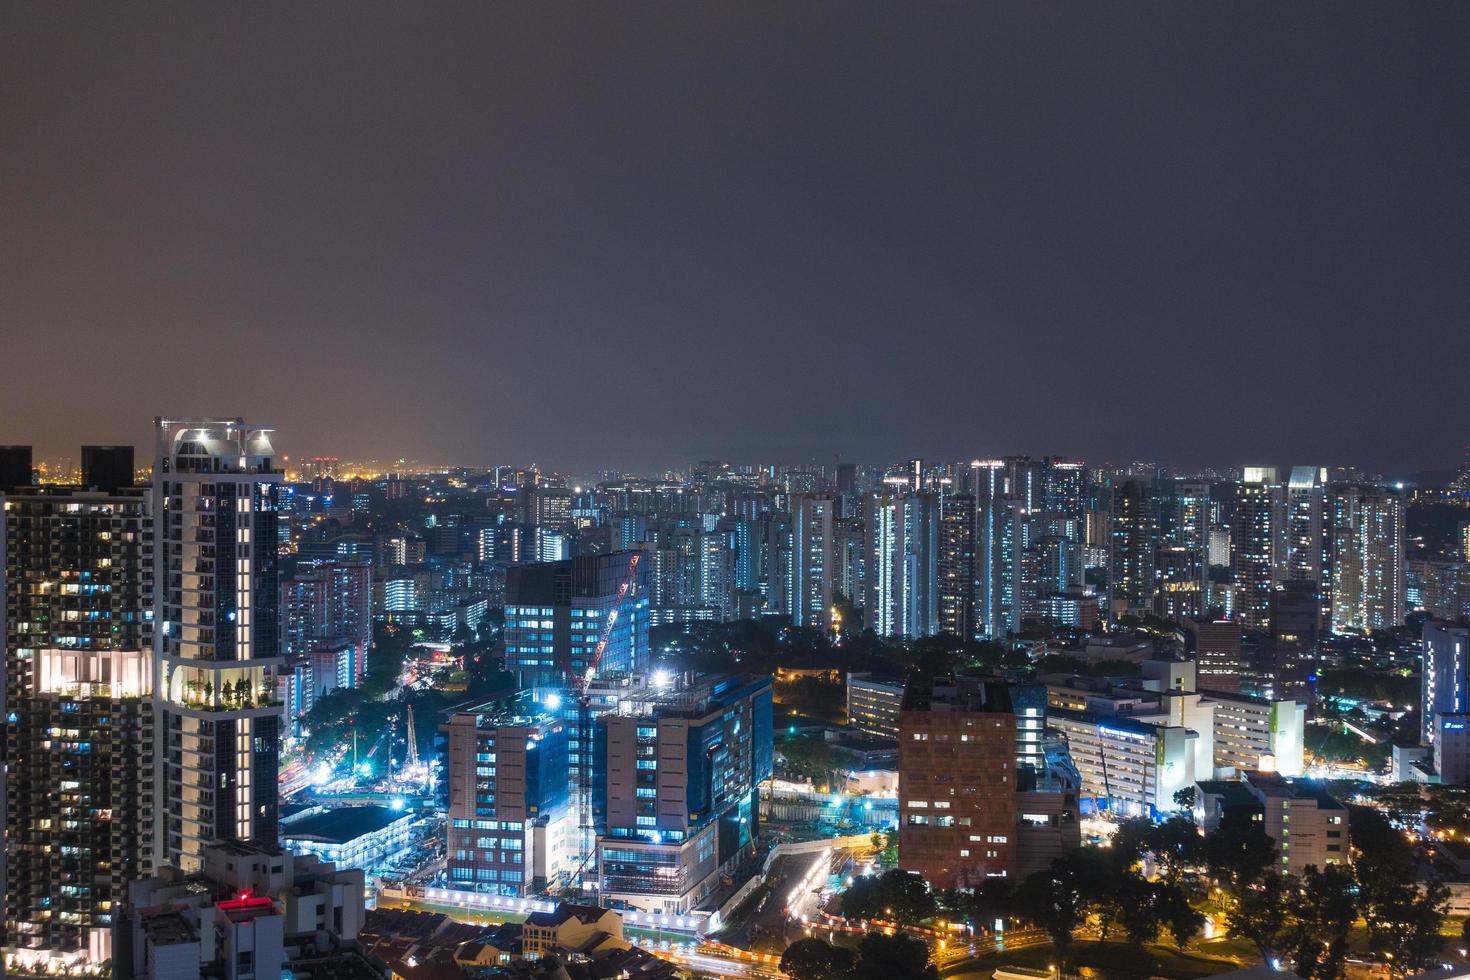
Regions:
[[562, 550, 643, 696], [557, 550, 642, 894], [405, 703, 420, 768]]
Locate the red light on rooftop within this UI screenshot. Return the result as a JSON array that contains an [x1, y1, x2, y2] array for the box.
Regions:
[[218, 889, 274, 913]]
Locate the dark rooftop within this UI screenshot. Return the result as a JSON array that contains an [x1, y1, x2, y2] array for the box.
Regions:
[[282, 805, 408, 845], [524, 902, 610, 929], [901, 675, 1013, 714]]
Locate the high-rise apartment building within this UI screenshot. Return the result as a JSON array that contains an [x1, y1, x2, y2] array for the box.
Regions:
[[898, 676, 1017, 889], [280, 556, 372, 684], [787, 494, 834, 630], [1283, 468, 1329, 585], [731, 517, 762, 595], [1154, 546, 1205, 622], [971, 460, 1012, 637], [938, 494, 977, 638], [153, 418, 283, 871], [1329, 484, 1404, 634], [1270, 580, 1321, 700], [865, 492, 939, 639], [1162, 479, 1211, 613], [1233, 467, 1279, 630], [832, 518, 865, 611], [1167, 481, 1212, 554], [4, 446, 155, 966], [1409, 559, 1470, 623], [1041, 459, 1087, 531], [1108, 478, 1156, 617]]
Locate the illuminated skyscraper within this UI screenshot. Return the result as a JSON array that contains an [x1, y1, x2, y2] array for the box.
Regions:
[[1003, 456, 1047, 516], [1041, 458, 1086, 532], [1153, 545, 1205, 622], [787, 494, 834, 630], [1232, 467, 1279, 630], [1165, 480, 1211, 609], [1108, 478, 1157, 617], [153, 418, 283, 871], [1329, 484, 1404, 633], [1283, 467, 1330, 623], [1422, 621, 1470, 784], [972, 460, 1012, 637], [4, 446, 155, 965], [865, 492, 939, 639], [832, 517, 865, 612], [938, 493, 977, 638], [732, 517, 762, 593]]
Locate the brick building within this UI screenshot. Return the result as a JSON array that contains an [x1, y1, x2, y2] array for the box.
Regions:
[[898, 676, 1017, 889]]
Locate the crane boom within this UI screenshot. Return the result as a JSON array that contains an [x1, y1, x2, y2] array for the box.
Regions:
[[570, 550, 641, 694]]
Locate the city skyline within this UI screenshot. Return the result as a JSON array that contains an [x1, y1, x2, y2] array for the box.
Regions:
[[4, 3, 1470, 976], [5, 436, 1466, 486], [5, 4, 1469, 472]]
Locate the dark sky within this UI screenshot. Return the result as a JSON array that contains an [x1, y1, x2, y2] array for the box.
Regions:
[[4, 4, 1468, 474]]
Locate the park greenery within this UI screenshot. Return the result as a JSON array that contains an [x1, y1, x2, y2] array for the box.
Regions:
[[1011, 797, 1450, 980], [779, 932, 939, 980], [657, 618, 1028, 683]]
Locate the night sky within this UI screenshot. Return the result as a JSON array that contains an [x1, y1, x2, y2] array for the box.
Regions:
[[3, 4, 1467, 473]]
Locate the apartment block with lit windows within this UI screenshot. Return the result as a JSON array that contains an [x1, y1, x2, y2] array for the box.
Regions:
[[443, 700, 571, 896], [153, 418, 283, 872], [846, 672, 905, 740], [592, 674, 773, 914], [2, 445, 155, 966], [898, 676, 1017, 890]]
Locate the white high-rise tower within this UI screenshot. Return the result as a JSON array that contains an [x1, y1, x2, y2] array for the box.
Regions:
[[153, 418, 283, 871]]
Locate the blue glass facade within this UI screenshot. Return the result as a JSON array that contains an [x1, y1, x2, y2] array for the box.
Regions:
[[503, 551, 650, 690]]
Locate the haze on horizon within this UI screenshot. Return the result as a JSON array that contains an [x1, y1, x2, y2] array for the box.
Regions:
[[3, 4, 1468, 474]]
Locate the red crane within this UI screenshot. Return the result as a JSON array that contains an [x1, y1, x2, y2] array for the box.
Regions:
[[565, 550, 641, 695], [558, 549, 642, 894]]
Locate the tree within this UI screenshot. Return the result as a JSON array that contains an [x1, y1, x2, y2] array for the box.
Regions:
[[1174, 787, 1198, 811], [1283, 865, 1357, 980], [840, 870, 934, 924], [1204, 820, 1276, 894], [1229, 871, 1291, 963], [1017, 859, 1088, 954], [1067, 848, 1125, 942], [1116, 876, 1165, 947], [1350, 803, 1416, 907], [1149, 813, 1205, 886], [1349, 802, 1447, 976], [1157, 882, 1205, 950], [1364, 878, 1448, 978], [849, 932, 938, 980], [779, 938, 855, 980], [1107, 817, 1154, 872]]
